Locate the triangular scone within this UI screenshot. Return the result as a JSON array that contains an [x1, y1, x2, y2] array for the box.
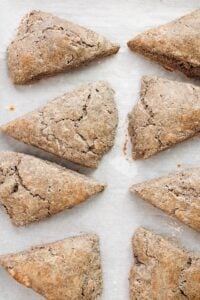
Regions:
[[8, 10, 120, 84], [1, 81, 118, 168], [130, 228, 200, 300], [0, 234, 102, 300], [0, 152, 105, 226], [128, 76, 200, 159], [131, 168, 200, 231], [127, 10, 200, 78]]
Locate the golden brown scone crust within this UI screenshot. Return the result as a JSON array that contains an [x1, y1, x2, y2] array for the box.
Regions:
[[0, 234, 102, 300], [128, 10, 200, 78], [0, 152, 105, 226], [8, 10, 119, 84], [128, 76, 200, 159], [1, 81, 118, 168], [130, 228, 200, 300], [131, 168, 200, 231]]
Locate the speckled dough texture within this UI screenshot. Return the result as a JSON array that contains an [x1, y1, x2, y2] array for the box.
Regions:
[[127, 10, 200, 78], [128, 76, 200, 159], [1, 81, 118, 168], [130, 228, 200, 300], [7, 10, 120, 84], [0, 152, 105, 226], [131, 168, 200, 231], [0, 234, 102, 300]]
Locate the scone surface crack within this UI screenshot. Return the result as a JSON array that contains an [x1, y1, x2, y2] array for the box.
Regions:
[[0, 234, 102, 300], [8, 10, 119, 84], [0, 152, 105, 226], [130, 228, 200, 300], [1, 81, 118, 168], [131, 168, 200, 231], [128, 9, 200, 78], [128, 76, 200, 159]]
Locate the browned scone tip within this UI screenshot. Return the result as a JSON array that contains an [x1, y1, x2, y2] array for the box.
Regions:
[[128, 76, 200, 160], [127, 9, 200, 78], [130, 167, 200, 231], [0, 234, 103, 300], [0, 151, 105, 226], [130, 227, 200, 300], [1, 81, 118, 168], [8, 10, 120, 84]]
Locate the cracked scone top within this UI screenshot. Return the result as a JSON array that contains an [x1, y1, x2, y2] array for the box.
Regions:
[[127, 10, 200, 78], [0, 152, 105, 226], [130, 228, 200, 300], [0, 234, 102, 300], [1, 81, 118, 168], [7, 10, 120, 84], [131, 168, 200, 231], [128, 76, 200, 159]]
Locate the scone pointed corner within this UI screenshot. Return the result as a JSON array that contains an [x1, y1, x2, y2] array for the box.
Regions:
[[1, 120, 16, 134], [0, 234, 103, 299], [129, 184, 138, 195], [131, 226, 150, 245], [127, 9, 200, 78], [127, 39, 134, 49], [106, 40, 120, 55], [8, 10, 120, 84]]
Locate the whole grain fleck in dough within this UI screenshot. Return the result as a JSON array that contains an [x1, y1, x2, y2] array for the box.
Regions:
[[127, 10, 200, 78], [128, 76, 200, 159], [0, 152, 105, 226], [130, 228, 200, 300], [0, 234, 103, 300], [8, 10, 120, 84], [130, 168, 200, 231], [1, 81, 118, 168]]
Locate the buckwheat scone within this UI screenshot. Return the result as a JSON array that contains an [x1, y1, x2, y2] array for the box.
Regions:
[[0, 152, 105, 226], [131, 168, 200, 231], [128, 76, 200, 159], [0, 234, 102, 300], [1, 81, 118, 168], [8, 10, 119, 84], [127, 10, 200, 78], [130, 228, 200, 300]]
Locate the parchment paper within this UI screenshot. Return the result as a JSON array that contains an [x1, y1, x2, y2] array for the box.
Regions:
[[0, 1, 200, 299]]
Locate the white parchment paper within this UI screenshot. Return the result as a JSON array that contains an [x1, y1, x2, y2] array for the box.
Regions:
[[0, 1, 200, 299]]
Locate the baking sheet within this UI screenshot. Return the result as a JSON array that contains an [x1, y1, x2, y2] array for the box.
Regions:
[[0, 0, 200, 299]]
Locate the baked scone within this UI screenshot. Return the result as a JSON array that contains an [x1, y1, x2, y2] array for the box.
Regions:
[[130, 168, 200, 231], [0, 234, 102, 300], [8, 10, 120, 84], [128, 76, 200, 159], [0, 152, 105, 226], [130, 227, 200, 300], [1, 81, 118, 168], [127, 10, 200, 78]]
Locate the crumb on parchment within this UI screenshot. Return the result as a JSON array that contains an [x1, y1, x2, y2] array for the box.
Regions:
[[9, 105, 15, 111]]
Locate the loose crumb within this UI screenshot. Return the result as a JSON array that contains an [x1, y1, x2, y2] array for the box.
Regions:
[[9, 105, 15, 111], [123, 133, 128, 155]]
